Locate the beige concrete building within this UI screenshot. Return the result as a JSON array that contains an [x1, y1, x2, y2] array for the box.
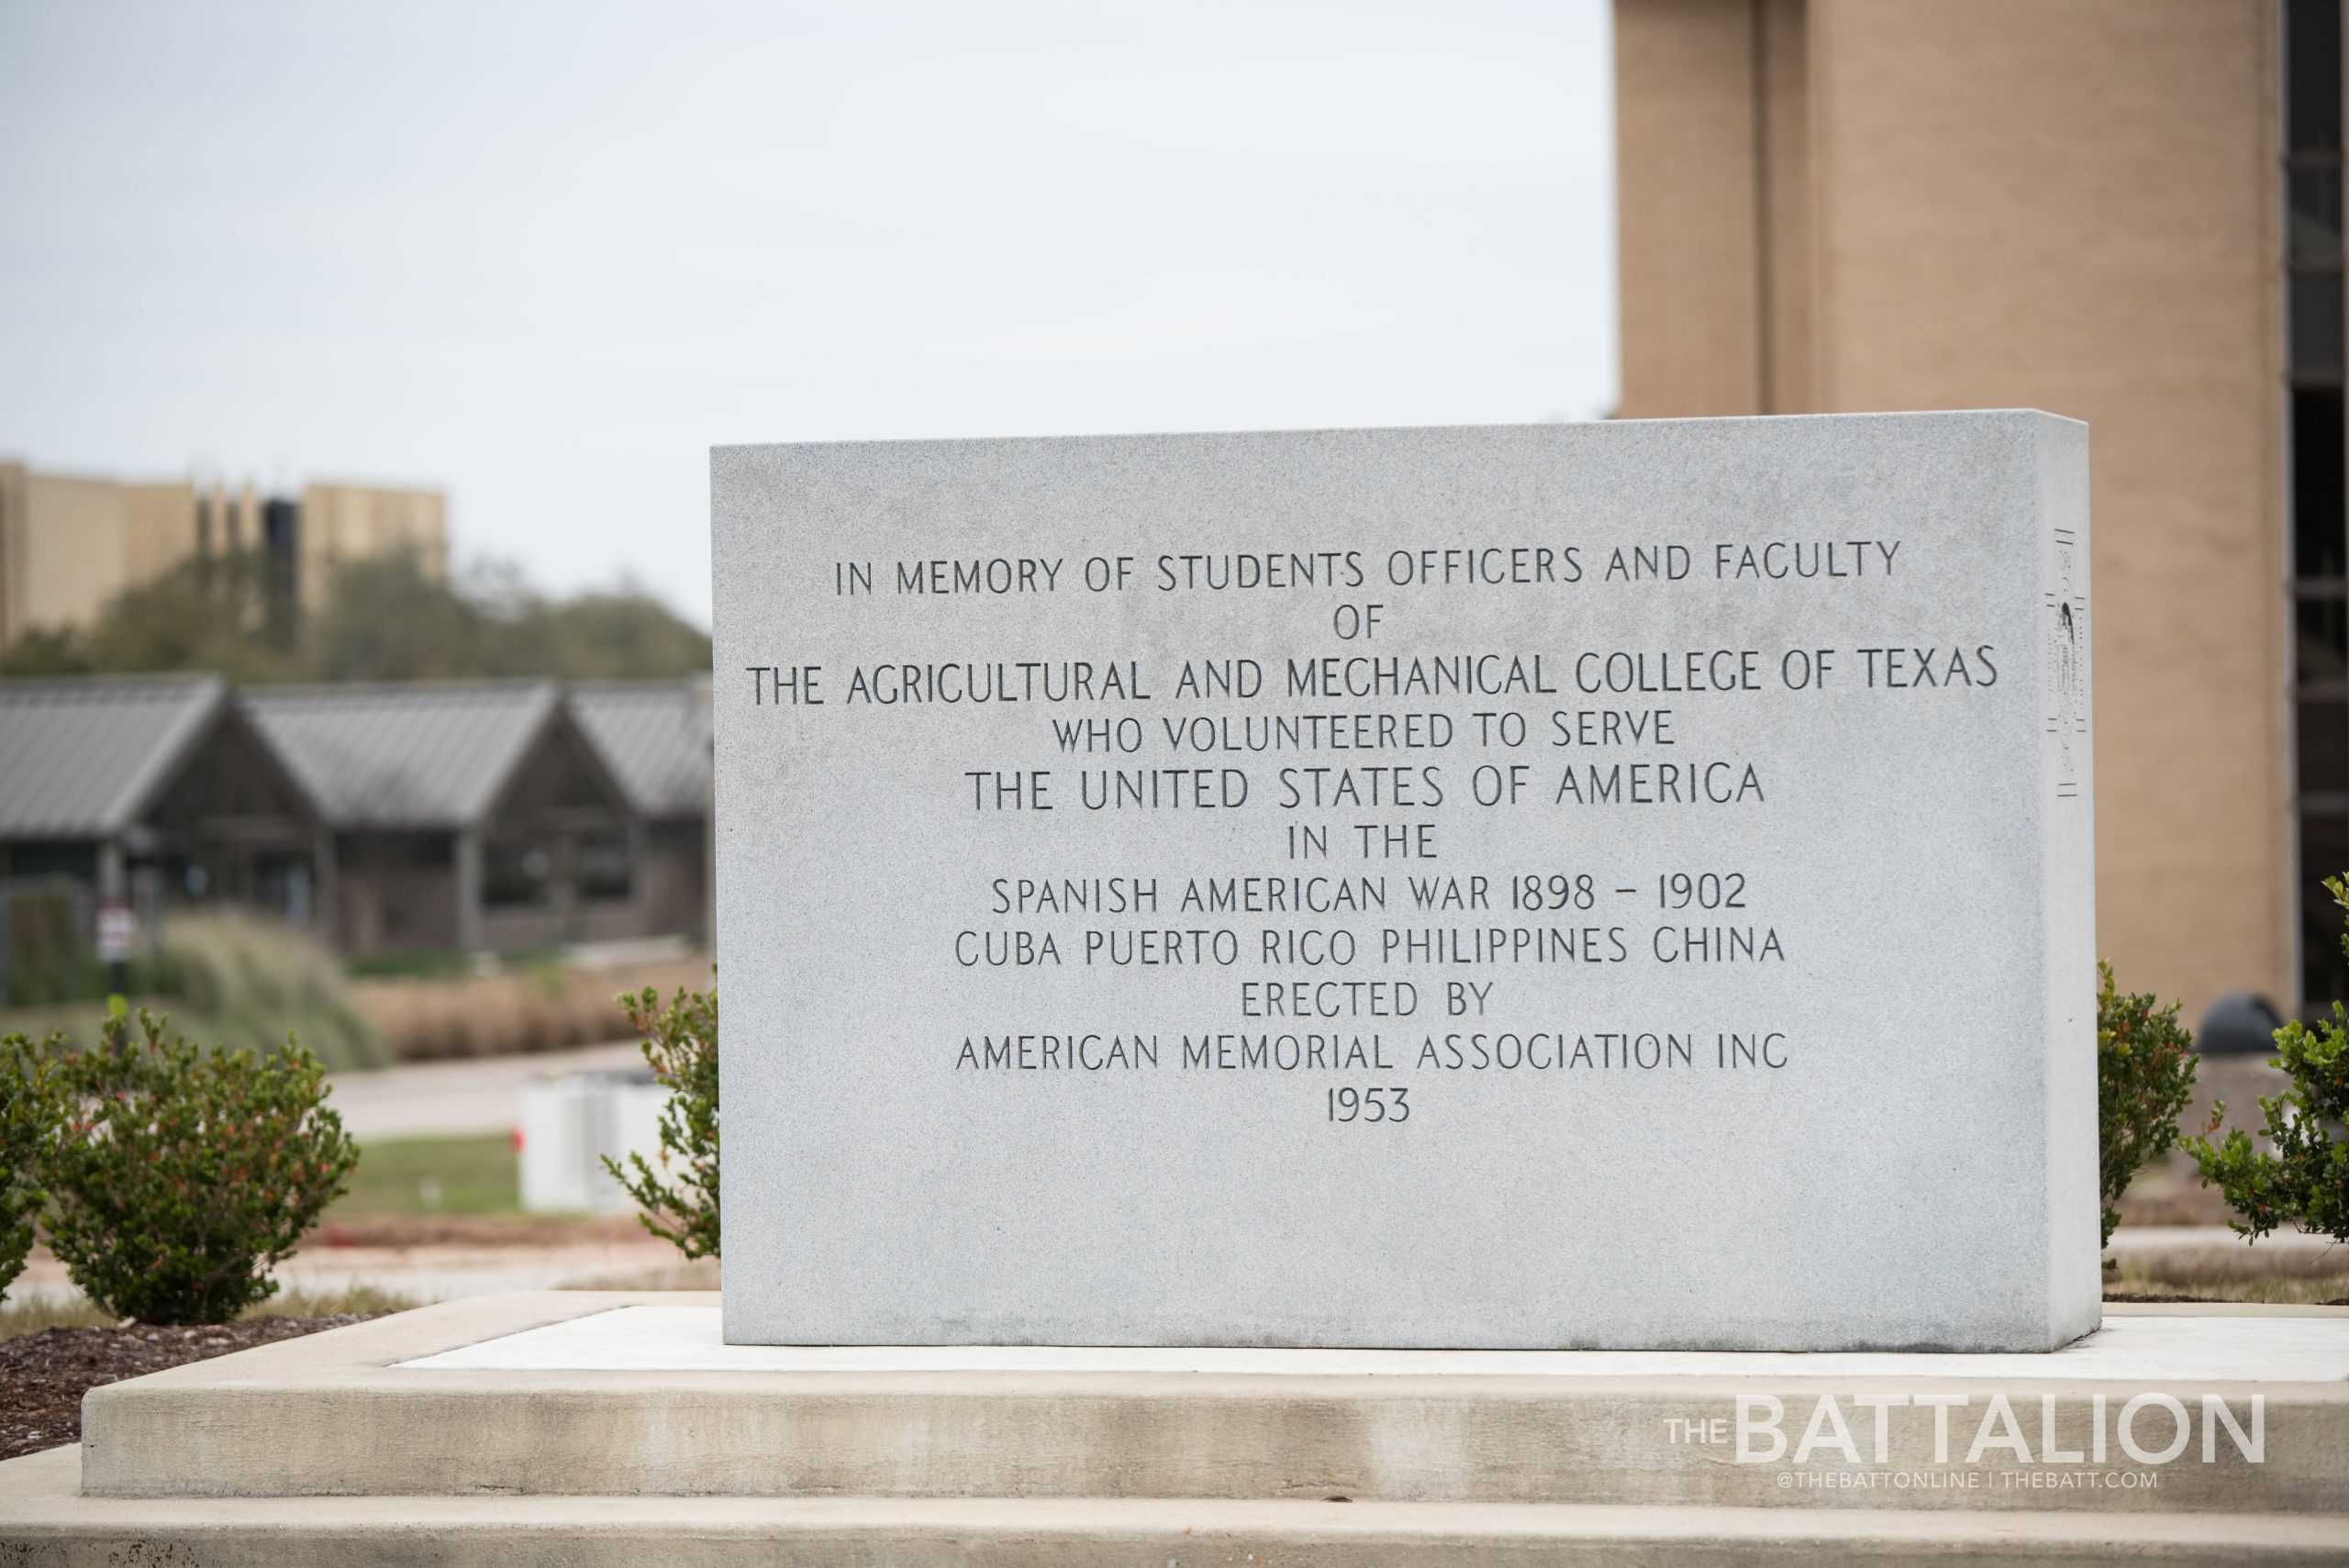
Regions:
[[1614, 0, 2330, 1018], [0, 462, 447, 647], [295, 482, 450, 610]]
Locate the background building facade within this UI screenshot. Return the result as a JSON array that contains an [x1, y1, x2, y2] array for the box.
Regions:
[[1615, 0, 2308, 1018], [0, 462, 448, 647]]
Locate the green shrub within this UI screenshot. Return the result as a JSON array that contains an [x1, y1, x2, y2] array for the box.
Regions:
[[603, 986, 718, 1260], [46, 1003, 361, 1324], [0, 1033, 62, 1299], [2095, 962, 2198, 1250], [2188, 877, 2349, 1245]]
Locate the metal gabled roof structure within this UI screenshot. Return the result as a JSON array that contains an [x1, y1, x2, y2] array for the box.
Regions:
[[0, 673, 228, 839], [239, 680, 567, 830], [567, 679, 711, 820]]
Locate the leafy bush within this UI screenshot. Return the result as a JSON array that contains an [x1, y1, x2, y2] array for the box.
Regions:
[[2096, 962, 2198, 1250], [0, 1034, 62, 1299], [2188, 877, 2349, 1245], [603, 987, 718, 1260], [46, 1004, 361, 1324]]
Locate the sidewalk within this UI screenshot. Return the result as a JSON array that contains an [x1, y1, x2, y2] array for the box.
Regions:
[[8, 1237, 695, 1309], [327, 1041, 644, 1140]]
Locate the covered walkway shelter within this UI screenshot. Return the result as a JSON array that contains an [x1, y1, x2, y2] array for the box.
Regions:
[[569, 679, 711, 944], [241, 682, 638, 957], [0, 674, 328, 981]]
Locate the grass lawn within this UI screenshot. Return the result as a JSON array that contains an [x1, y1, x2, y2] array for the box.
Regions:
[[331, 1132, 520, 1218]]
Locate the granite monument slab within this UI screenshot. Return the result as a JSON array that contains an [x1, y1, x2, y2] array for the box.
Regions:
[[709, 411, 2097, 1351]]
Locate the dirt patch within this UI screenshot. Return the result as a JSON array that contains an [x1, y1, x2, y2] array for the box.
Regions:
[[0, 1315, 383, 1462], [563, 1255, 719, 1291], [308, 1212, 646, 1248], [2113, 1182, 2232, 1228]]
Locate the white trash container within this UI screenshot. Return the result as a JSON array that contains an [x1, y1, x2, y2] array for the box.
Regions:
[[517, 1070, 670, 1214]]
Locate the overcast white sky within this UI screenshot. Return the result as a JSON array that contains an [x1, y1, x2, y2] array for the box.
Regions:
[[0, 0, 1618, 626]]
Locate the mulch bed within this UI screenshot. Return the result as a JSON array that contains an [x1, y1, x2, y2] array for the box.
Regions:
[[2110, 1293, 2349, 1307], [1, 1315, 384, 1462], [310, 1212, 646, 1249]]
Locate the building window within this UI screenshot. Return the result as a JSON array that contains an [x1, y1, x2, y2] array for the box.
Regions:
[[484, 840, 553, 908], [262, 495, 301, 645], [2289, 0, 2349, 1007], [574, 834, 633, 904], [6, 842, 99, 883]]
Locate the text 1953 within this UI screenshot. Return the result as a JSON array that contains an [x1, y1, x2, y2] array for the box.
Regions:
[[1328, 1086, 1410, 1124]]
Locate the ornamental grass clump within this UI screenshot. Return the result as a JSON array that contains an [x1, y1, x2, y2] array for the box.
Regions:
[[0, 1033, 62, 1299], [161, 911, 385, 1071], [2095, 962, 2198, 1250], [602, 986, 718, 1260], [2188, 876, 2349, 1246], [45, 1003, 360, 1325]]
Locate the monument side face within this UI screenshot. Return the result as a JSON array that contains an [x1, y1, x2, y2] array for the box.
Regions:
[[2036, 417, 2101, 1351], [710, 411, 2096, 1351]]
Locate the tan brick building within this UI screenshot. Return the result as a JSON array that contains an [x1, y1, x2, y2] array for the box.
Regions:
[[0, 463, 447, 648], [1614, 0, 2334, 1018]]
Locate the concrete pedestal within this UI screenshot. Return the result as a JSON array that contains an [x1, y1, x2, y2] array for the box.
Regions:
[[4, 1292, 2345, 1564]]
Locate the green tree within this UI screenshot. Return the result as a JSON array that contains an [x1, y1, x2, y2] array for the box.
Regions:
[[2096, 962, 2198, 1249], [539, 586, 716, 680], [0, 626, 93, 676], [301, 551, 504, 682], [0, 553, 291, 681], [2187, 878, 2349, 1245], [2, 543, 709, 684]]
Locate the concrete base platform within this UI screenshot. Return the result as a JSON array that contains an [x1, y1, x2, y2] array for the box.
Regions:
[[8, 1448, 2349, 1566], [66, 1293, 2349, 1512], [6, 1292, 2346, 1564]]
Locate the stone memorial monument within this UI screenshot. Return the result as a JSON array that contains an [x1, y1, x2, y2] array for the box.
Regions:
[[710, 410, 2098, 1351], [20, 412, 2349, 1562]]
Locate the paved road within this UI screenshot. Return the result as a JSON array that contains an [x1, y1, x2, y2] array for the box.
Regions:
[[328, 1042, 646, 1140]]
